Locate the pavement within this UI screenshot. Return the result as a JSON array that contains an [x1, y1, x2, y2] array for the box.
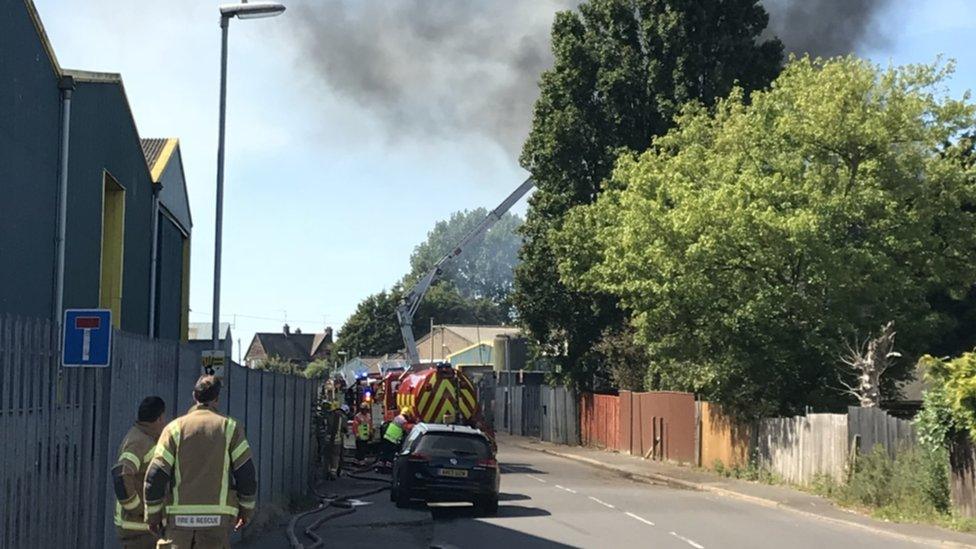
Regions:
[[242, 438, 976, 548]]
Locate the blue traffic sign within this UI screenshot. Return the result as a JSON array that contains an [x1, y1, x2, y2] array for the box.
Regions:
[[62, 309, 112, 368]]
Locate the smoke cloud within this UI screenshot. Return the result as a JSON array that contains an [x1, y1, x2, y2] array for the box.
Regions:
[[291, 0, 574, 157], [764, 0, 892, 57], [290, 0, 892, 156]]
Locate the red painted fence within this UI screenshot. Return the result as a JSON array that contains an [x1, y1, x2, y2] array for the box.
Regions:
[[579, 391, 697, 464], [579, 393, 620, 450]]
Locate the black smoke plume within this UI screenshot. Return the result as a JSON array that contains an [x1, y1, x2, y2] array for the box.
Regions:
[[290, 0, 891, 155]]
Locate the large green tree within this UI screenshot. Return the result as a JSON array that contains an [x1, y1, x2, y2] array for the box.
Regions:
[[336, 210, 520, 357], [556, 57, 976, 416], [514, 0, 783, 386], [333, 290, 402, 357], [406, 208, 522, 310]]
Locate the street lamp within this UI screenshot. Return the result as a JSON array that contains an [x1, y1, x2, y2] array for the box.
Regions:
[[211, 1, 286, 353]]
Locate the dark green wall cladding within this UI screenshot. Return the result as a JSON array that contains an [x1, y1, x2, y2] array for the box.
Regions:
[[0, 0, 61, 318], [62, 81, 155, 335], [1, 0, 188, 337], [155, 215, 185, 341]]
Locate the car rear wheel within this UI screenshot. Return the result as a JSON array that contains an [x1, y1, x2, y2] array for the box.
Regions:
[[395, 488, 412, 508], [476, 497, 498, 516]]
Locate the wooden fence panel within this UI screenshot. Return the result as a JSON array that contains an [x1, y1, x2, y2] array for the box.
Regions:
[[759, 413, 847, 485], [951, 435, 976, 518], [579, 393, 619, 450], [848, 406, 916, 458], [700, 402, 752, 470]]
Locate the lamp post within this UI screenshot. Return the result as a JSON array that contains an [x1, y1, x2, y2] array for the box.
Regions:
[[212, 1, 286, 352]]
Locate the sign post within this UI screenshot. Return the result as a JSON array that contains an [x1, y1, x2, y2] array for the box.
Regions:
[[62, 309, 112, 368]]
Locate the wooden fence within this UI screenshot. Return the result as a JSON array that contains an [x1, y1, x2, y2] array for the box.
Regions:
[[951, 435, 976, 518], [758, 414, 849, 485], [541, 386, 578, 445], [847, 406, 916, 458], [0, 315, 317, 549], [580, 393, 620, 450], [699, 402, 752, 470], [619, 391, 696, 463]]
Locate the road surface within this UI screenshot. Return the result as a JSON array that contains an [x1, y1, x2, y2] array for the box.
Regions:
[[247, 441, 930, 548]]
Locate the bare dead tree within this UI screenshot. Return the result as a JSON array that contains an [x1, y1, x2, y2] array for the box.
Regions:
[[837, 321, 901, 408]]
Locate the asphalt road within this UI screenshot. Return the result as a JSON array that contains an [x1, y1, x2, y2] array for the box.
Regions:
[[247, 441, 930, 549]]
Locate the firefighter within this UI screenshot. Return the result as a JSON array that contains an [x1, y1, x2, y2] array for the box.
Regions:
[[145, 375, 257, 549], [313, 389, 332, 473], [351, 403, 372, 466], [324, 402, 347, 479], [112, 396, 167, 549], [381, 406, 414, 466]]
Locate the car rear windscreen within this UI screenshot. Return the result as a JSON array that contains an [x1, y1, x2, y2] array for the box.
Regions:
[[415, 434, 490, 459]]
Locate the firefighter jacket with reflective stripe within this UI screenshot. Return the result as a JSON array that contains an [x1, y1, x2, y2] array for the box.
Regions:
[[112, 422, 161, 531], [144, 403, 256, 525], [384, 416, 406, 444], [353, 413, 371, 441]]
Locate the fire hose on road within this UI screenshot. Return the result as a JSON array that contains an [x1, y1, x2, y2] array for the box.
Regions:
[[287, 459, 391, 549]]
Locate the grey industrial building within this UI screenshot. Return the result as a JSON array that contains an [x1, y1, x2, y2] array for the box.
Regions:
[[0, 0, 192, 339]]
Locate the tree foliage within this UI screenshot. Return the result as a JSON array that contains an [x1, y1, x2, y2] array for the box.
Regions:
[[920, 353, 976, 440], [336, 210, 520, 357], [556, 57, 976, 415], [406, 208, 522, 308], [333, 290, 402, 357], [304, 359, 331, 380], [514, 0, 783, 386]]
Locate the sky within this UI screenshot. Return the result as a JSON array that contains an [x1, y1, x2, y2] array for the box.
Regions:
[[31, 1, 976, 362]]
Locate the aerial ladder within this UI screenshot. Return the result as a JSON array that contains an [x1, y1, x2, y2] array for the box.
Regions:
[[396, 177, 535, 368]]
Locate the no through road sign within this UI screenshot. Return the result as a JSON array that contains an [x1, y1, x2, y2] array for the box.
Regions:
[[62, 309, 112, 368]]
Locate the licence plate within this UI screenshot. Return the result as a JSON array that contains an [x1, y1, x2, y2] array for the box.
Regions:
[[438, 468, 469, 478]]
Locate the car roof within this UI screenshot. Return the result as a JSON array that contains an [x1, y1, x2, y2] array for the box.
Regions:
[[414, 422, 486, 437]]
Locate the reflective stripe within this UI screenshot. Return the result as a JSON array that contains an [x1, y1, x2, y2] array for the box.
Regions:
[[231, 439, 249, 462], [239, 499, 256, 510], [220, 419, 235, 509], [143, 445, 157, 464], [166, 504, 237, 516], [117, 520, 151, 531], [122, 494, 142, 511], [384, 421, 404, 444], [155, 446, 175, 467], [171, 424, 182, 506], [146, 503, 164, 515], [119, 451, 140, 469]]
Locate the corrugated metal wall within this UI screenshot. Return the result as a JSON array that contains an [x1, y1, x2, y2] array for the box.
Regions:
[[0, 315, 316, 549]]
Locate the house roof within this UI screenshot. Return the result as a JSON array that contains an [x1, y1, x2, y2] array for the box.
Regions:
[[247, 328, 333, 363], [188, 322, 231, 341], [416, 325, 521, 348], [141, 138, 179, 182]]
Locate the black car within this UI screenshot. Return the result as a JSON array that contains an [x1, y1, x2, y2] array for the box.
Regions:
[[390, 423, 499, 514]]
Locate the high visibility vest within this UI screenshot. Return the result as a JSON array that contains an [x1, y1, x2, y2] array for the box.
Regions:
[[356, 421, 370, 441], [384, 421, 404, 444]]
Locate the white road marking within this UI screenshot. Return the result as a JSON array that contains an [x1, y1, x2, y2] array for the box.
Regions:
[[670, 531, 704, 549], [554, 484, 577, 494], [587, 496, 616, 509], [526, 475, 547, 483], [625, 511, 655, 526]]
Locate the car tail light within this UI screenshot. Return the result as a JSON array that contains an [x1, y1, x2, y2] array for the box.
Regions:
[[408, 452, 430, 462], [476, 458, 498, 468]]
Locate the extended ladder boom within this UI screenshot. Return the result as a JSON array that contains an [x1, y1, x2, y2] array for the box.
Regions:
[[397, 176, 535, 366]]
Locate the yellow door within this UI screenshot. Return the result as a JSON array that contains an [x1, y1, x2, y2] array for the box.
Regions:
[[100, 172, 125, 328]]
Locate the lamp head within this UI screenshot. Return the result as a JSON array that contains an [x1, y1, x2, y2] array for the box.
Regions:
[[220, 2, 286, 20]]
